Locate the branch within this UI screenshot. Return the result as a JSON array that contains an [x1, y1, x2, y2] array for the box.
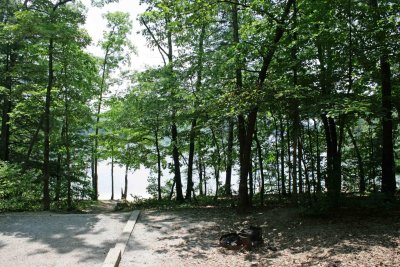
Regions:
[[53, 0, 73, 11], [140, 17, 169, 60], [258, 0, 295, 86]]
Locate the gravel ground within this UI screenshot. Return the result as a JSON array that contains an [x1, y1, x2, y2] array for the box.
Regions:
[[120, 208, 400, 267], [0, 212, 131, 267]]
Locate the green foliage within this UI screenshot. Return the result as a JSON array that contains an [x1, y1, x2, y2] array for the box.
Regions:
[[122, 195, 236, 211], [0, 161, 42, 212]]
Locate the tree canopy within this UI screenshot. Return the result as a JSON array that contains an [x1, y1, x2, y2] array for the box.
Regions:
[[0, 0, 398, 212]]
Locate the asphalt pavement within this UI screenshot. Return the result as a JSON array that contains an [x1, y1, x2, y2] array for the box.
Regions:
[[0, 212, 131, 267]]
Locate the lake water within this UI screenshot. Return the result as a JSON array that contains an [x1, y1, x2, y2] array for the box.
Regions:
[[97, 161, 151, 200]]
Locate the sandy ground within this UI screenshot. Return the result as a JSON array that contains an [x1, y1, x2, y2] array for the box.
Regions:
[[120, 207, 400, 267], [0, 211, 130, 267]]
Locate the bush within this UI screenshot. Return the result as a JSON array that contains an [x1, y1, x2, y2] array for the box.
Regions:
[[0, 161, 42, 212]]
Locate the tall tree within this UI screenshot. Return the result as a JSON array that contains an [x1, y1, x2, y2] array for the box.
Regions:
[[92, 11, 133, 200]]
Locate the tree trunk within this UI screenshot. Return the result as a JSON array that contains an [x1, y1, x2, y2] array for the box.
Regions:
[[287, 119, 292, 194], [307, 120, 316, 198], [122, 163, 128, 200], [298, 134, 303, 194], [248, 156, 253, 206], [274, 117, 281, 195], [64, 84, 72, 210], [186, 119, 196, 200], [321, 115, 341, 207], [348, 128, 366, 194], [211, 128, 221, 200], [198, 156, 203, 196], [380, 55, 395, 194], [43, 37, 54, 211], [186, 25, 204, 200], [314, 119, 322, 193], [0, 47, 14, 162], [370, 0, 396, 196], [171, 121, 184, 202], [291, 0, 299, 202], [280, 117, 286, 195], [255, 128, 265, 206], [168, 179, 175, 201], [111, 149, 114, 200], [225, 120, 234, 196], [154, 127, 162, 201], [233, 0, 295, 212]]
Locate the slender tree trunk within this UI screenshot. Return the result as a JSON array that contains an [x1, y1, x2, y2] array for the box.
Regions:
[[122, 163, 128, 200], [287, 119, 292, 194], [301, 148, 312, 203], [198, 159, 203, 196], [168, 179, 175, 200], [307, 120, 316, 197], [154, 127, 162, 201], [370, 0, 396, 196], [280, 117, 286, 195], [186, 119, 196, 200], [0, 48, 13, 162], [203, 163, 207, 196], [171, 121, 184, 202], [111, 148, 114, 200], [298, 135, 303, 194], [291, 0, 299, 202], [348, 128, 366, 194], [211, 128, 221, 200], [55, 153, 61, 201], [63, 84, 72, 210], [225, 120, 234, 196], [43, 37, 54, 211], [93, 48, 110, 201], [292, 124, 298, 198], [255, 128, 265, 206], [274, 117, 281, 195], [25, 115, 44, 166], [249, 156, 253, 206], [186, 26, 205, 200], [368, 121, 377, 191], [314, 119, 322, 193]]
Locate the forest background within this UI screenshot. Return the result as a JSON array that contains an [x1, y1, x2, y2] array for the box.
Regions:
[[0, 0, 399, 212]]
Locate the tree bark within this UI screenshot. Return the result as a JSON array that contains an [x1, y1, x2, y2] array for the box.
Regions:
[[43, 37, 54, 211], [0, 47, 14, 162], [122, 163, 128, 200], [255, 128, 265, 206], [154, 126, 162, 200], [171, 121, 184, 202], [233, 0, 295, 213], [186, 119, 196, 200], [370, 0, 396, 196], [186, 25, 205, 200], [314, 119, 322, 193], [111, 148, 114, 200], [225, 120, 234, 196], [280, 117, 286, 195], [348, 128, 366, 194]]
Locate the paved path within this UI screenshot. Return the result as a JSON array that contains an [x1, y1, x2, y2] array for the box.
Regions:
[[0, 212, 131, 267]]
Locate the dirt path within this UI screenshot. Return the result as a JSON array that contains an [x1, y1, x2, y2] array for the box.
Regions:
[[80, 200, 119, 213], [120, 208, 400, 267]]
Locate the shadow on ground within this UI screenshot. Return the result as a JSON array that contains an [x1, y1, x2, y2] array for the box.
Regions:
[[121, 207, 400, 266], [0, 211, 130, 267]]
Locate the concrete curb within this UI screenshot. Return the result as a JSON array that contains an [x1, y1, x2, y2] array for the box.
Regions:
[[102, 210, 140, 267]]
